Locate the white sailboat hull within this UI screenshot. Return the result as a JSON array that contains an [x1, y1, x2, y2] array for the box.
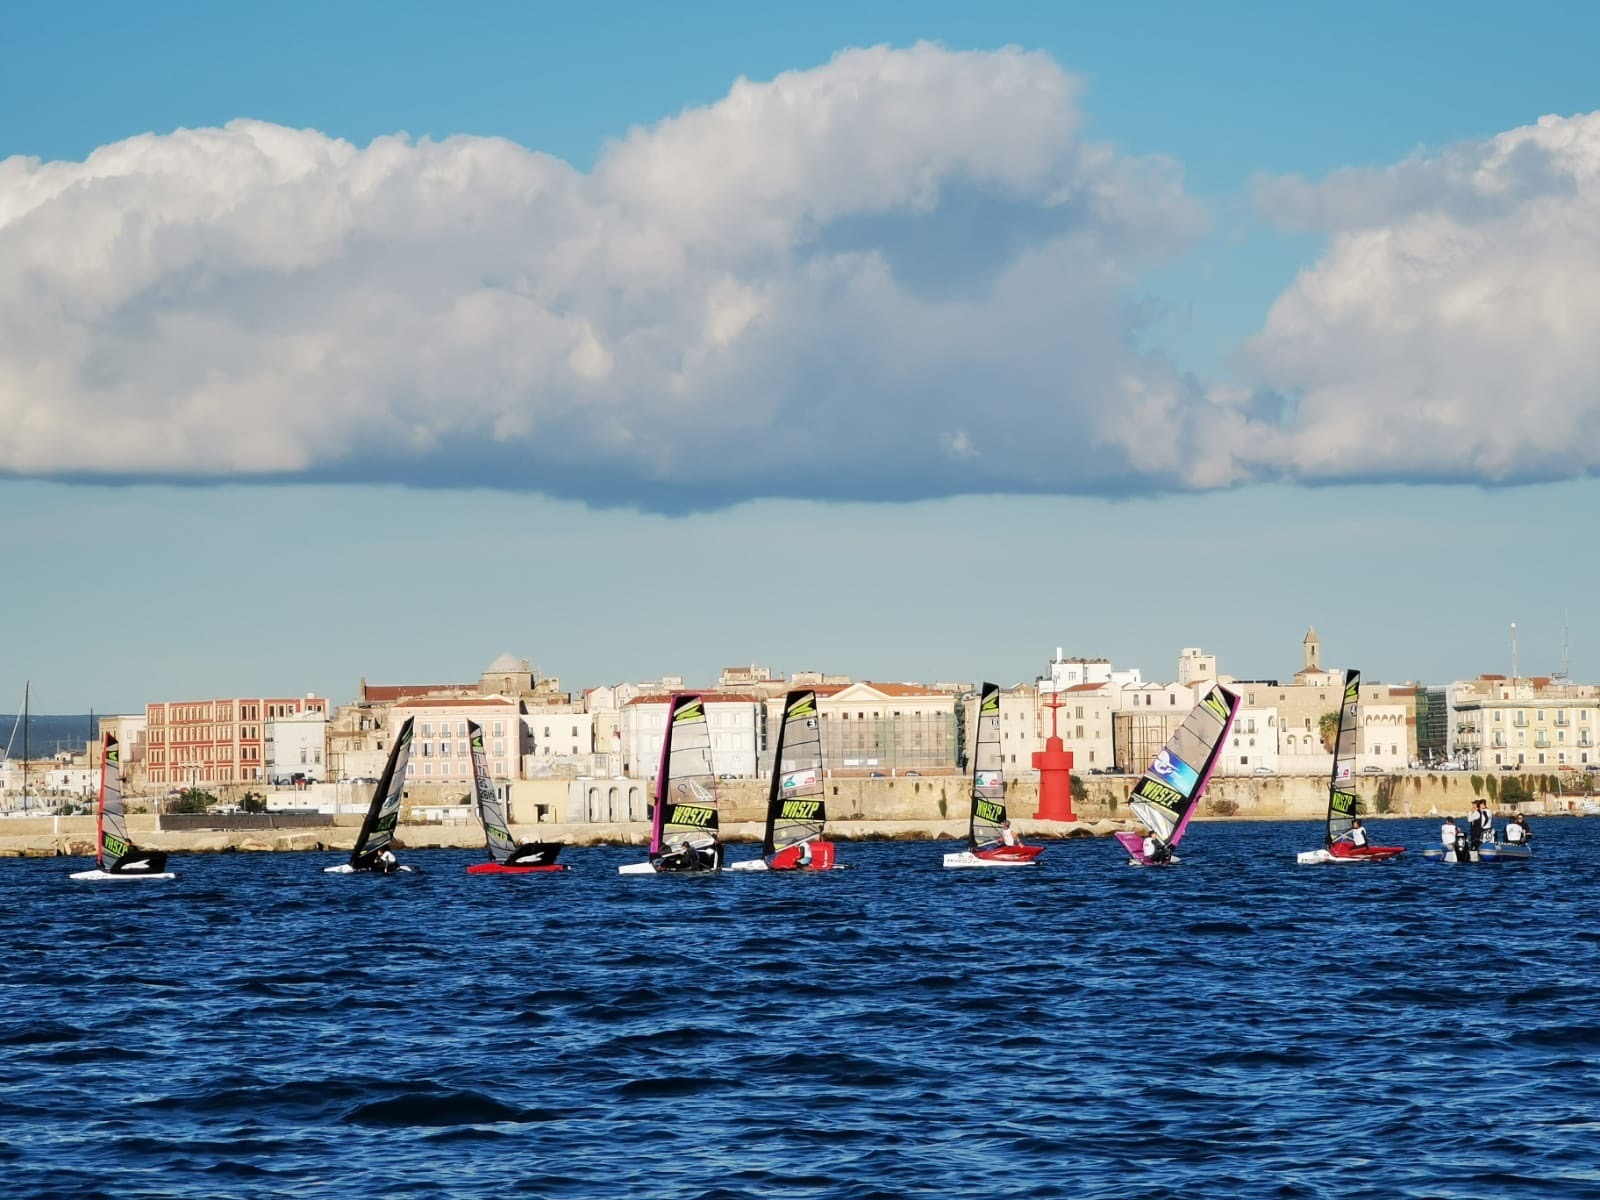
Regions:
[[322, 863, 413, 874], [942, 851, 1038, 869], [70, 869, 176, 882], [726, 858, 767, 872]]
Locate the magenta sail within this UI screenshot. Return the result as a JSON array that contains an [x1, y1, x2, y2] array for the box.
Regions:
[[1117, 684, 1240, 866]]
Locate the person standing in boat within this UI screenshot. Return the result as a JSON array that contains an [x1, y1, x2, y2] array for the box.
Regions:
[[1468, 800, 1493, 849]]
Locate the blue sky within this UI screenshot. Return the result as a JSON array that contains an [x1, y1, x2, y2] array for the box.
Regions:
[[4, 1, 1598, 712]]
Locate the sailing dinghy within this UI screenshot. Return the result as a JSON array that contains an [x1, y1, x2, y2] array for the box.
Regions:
[[730, 690, 839, 871], [1115, 683, 1240, 866], [1295, 670, 1404, 864], [325, 716, 416, 873], [70, 732, 175, 881], [943, 683, 1043, 869], [620, 694, 723, 875], [465, 719, 567, 874]]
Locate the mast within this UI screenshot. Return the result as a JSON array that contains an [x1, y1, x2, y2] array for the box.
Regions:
[[97, 732, 112, 868], [21, 681, 28, 813], [648, 697, 675, 857]]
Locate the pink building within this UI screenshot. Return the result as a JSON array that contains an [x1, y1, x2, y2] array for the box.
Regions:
[[389, 696, 529, 783], [146, 695, 328, 787]]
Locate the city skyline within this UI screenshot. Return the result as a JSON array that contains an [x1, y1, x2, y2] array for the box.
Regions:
[[5, 2, 1598, 710]]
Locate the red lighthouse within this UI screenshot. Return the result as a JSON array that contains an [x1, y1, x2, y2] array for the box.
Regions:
[[1032, 687, 1078, 821]]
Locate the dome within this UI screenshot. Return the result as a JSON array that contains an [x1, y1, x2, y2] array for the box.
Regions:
[[486, 652, 527, 674]]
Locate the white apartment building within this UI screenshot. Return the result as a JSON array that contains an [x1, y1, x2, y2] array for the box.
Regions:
[[1038, 683, 1117, 773], [1217, 704, 1281, 776], [1177, 647, 1218, 686], [265, 708, 329, 784], [620, 694, 761, 779], [1450, 675, 1600, 770]]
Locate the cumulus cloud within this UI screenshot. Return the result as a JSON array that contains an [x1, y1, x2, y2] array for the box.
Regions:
[[0, 43, 1212, 509], [1239, 112, 1600, 485]]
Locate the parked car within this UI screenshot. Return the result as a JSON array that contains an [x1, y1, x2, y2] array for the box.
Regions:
[[869, 772, 886, 778], [904, 771, 921, 777], [1362, 765, 1384, 775], [1253, 766, 1275, 776]]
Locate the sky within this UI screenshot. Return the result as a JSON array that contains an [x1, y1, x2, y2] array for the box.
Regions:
[[4, 0, 1599, 713]]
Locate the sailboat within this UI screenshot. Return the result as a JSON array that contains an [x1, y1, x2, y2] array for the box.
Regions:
[[1296, 669, 1404, 864], [325, 716, 416, 874], [70, 732, 175, 881], [619, 693, 723, 875], [943, 683, 1043, 869], [730, 689, 839, 871], [1114, 683, 1240, 866], [465, 719, 568, 874]]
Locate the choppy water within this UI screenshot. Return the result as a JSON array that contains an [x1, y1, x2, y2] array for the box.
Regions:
[[3, 819, 1597, 1199]]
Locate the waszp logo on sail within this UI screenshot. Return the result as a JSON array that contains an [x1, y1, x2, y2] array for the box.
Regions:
[[976, 799, 1005, 823], [670, 805, 714, 827], [780, 800, 821, 820]]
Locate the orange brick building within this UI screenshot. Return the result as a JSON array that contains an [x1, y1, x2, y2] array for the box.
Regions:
[[146, 695, 329, 788]]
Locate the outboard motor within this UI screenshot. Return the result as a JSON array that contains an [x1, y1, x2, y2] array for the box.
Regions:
[[1454, 831, 1470, 863]]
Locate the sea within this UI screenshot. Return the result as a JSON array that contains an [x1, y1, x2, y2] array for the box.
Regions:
[[3, 818, 1596, 1200]]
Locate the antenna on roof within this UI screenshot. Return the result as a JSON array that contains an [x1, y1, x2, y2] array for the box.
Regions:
[[1510, 622, 1518, 684], [1562, 608, 1571, 680]]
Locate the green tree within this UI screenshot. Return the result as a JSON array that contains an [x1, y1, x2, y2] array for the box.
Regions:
[[171, 788, 216, 814], [1470, 774, 1484, 798], [241, 792, 266, 814], [1317, 711, 1341, 753], [1484, 775, 1499, 803]]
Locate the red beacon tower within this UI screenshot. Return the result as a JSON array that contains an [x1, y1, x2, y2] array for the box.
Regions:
[[1032, 687, 1078, 822]]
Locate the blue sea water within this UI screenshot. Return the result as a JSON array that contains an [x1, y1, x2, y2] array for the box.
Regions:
[[3, 819, 1598, 1200]]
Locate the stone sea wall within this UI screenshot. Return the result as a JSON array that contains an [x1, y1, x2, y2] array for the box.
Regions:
[[0, 772, 1577, 858]]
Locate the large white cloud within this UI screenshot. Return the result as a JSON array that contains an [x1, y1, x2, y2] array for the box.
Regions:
[[0, 43, 1209, 507], [1241, 112, 1600, 484]]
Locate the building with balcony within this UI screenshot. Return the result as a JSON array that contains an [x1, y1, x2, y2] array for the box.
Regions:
[[146, 694, 328, 788]]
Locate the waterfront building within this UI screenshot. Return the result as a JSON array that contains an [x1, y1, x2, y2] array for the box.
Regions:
[[265, 708, 330, 784], [389, 696, 529, 785], [1177, 647, 1219, 686], [146, 694, 329, 788], [814, 682, 960, 776], [1218, 701, 1281, 776], [620, 693, 762, 779], [1036, 682, 1116, 773], [1449, 675, 1600, 770]]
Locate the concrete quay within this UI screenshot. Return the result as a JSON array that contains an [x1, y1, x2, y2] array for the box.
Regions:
[[0, 815, 1124, 859]]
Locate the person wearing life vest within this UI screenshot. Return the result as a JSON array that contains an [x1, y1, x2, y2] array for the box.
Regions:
[[1504, 813, 1531, 845]]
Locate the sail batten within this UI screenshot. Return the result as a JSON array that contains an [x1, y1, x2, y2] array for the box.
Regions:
[[763, 690, 826, 859], [349, 717, 414, 866], [97, 732, 129, 868], [655, 695, 719, 853], [468, 720, 517, 864], [968, 684, 1007, 851], [1325, 670, 1362, 847]]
